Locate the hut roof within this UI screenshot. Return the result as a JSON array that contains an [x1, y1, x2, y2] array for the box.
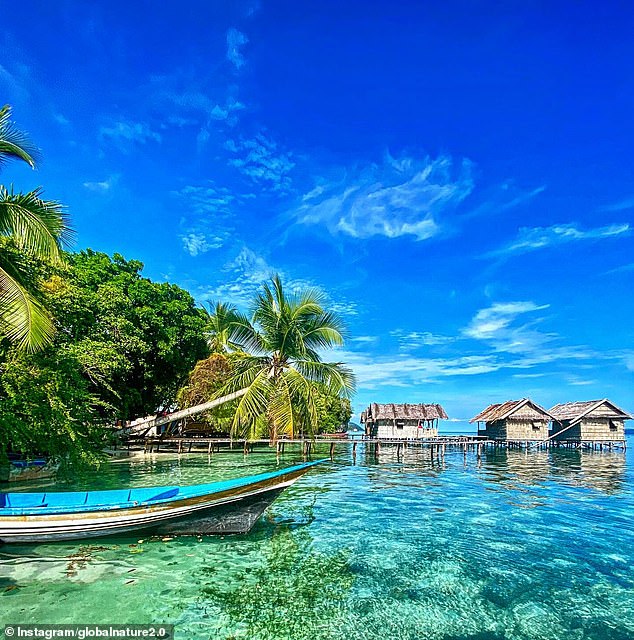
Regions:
[[549, 399, 633, 425], [365, 403, 448, 421], [469, 398, 554, 423]]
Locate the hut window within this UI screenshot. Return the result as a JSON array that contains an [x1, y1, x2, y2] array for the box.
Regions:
[[396, 422, 404, 429], [609, 420, 618, 430], [532, 421, 541, 430]]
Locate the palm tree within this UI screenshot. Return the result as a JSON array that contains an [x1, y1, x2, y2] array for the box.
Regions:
[[218, 275, 355, 441], [203, 301, 244, 353], [0, 105, 72, 351]]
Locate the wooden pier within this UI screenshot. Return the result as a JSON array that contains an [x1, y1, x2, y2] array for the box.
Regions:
[[135, 435, 489, 459], [131, 434, 626, 459]]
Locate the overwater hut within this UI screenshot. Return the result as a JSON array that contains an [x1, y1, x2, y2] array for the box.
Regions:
[[361, 403, 448, 439], [470, 398, 553, 441], [548, 399, 632, 444]]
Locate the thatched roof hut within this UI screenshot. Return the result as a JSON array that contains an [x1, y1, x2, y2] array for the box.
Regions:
[[549, 399, 632, 442], [470, 398, 553, 441], [362, 403, 448, 439]]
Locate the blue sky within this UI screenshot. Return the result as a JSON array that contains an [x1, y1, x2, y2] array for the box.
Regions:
[[2, 0, 633, 425]]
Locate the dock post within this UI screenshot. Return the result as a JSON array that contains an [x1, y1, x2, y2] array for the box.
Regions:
[[207, 441, 212, 455], [330, 442, 335, 460]]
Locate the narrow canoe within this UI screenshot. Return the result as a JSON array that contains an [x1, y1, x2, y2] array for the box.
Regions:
[[0, 460, 324, 543]]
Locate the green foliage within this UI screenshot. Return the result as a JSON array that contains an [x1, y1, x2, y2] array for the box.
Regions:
[[203, 301, 244, 353], [316, 389, 352, 433], [47, 250, 210, 420], [0, 348, 108, 469], [0, 248, 209, 466]]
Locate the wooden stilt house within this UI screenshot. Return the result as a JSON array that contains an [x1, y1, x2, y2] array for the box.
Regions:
[[548, 399, 632, 444], [361, 403, 448, 439], [470, 398, 553, 441]]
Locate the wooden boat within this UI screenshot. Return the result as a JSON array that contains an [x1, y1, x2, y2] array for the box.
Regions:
[[0, 460, 323, 543]]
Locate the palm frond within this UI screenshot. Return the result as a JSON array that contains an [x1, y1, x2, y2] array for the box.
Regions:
[[268, 376, 295, 439], [0, 105, 39, 170], [292, 359, 356, 396], [230, 368, 273, 438], [0, 265, 54, 351], [229, 312, 266, 354], [283, 368, 320, 435], [0, 186, 74, 259]]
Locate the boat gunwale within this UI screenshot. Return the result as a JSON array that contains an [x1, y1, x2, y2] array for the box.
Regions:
[[0, 459, 325, 517]]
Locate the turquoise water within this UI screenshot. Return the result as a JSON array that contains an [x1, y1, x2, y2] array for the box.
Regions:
[[2, 440, 634, 639]]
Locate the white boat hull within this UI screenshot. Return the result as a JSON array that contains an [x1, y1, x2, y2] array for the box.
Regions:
[[0, 464, 313, 543]]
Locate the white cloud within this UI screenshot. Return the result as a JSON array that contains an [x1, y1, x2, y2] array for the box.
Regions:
[[463, 301, 550, 342], [491, 223, 630, 256], [391, 330, 456, 351], [227, 134, 295, 193], [54, 113, 70, 126], [226, 28, 248, 69], [181, 232, 224, 257], [294, 153, 474, 240], [99, 119, 161, 150], [173, 182, 237, 254], [198, 248, 360, 320], [83, 177, 114, 193], [199, 247, 276, 308]]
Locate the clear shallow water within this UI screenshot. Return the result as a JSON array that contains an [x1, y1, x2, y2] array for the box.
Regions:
[[2, 440, 634, 640]]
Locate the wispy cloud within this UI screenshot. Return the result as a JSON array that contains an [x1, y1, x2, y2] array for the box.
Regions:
[[199, 247, 277, 308], [0, 61, 32, 103], [83, 176, 117, 193], [599, 196, 634, 212], [99, 119, 161, 151], [463, 301, 550, 342], [294, 153, 474, 241], [198, 247, 360, 318], [328, 348, 505, 390], [463, 182, 546, 220], [227, 134, 295, 193], [226, 28, 248, 69], [173, 183, 237, 255], [181, 232, 225, 257], [605, 262, 634, 275], [490, 222, 630, 256], [391, 330, 456, 351]]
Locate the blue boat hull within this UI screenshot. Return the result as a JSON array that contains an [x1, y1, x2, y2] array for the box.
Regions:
[[0, 461, 322, 543]]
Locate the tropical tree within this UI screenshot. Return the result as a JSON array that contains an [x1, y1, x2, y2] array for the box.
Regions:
[[0, 105, 72, 351], [218, 275, 355, 440], [203, 301, 243, 353]]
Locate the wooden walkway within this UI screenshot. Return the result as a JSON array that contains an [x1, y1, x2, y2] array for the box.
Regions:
[[133, 435, 489, 459], [128, 434, 626, 458]]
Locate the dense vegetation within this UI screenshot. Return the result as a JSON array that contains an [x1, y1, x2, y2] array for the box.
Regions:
[[0, 248, 209, 469]]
